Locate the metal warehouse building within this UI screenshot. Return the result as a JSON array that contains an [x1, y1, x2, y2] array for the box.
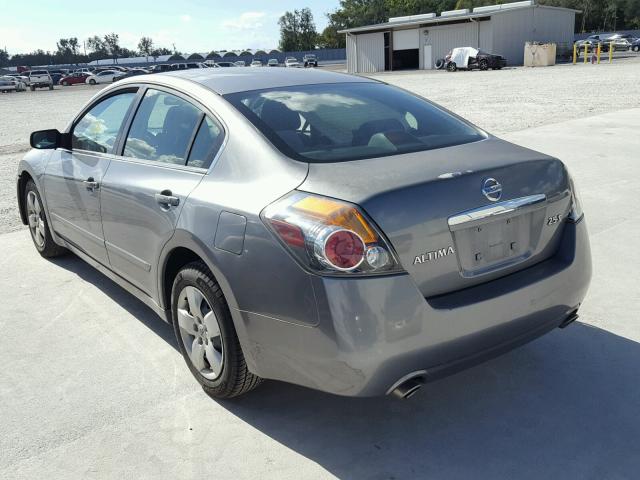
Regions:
[[340, 0, 577, 73]]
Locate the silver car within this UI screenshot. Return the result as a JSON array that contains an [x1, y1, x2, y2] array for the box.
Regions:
[[17, 68, 591, 399]]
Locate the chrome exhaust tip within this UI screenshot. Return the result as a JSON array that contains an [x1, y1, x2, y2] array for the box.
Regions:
[[391, 378, 423, 399], [387, 370, 427, 400]]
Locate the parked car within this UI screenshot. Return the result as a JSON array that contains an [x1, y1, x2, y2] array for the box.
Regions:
[[267, 58, 279, 67], [113, 68, 150, 82], [284, 57, 300, 67], [19, 68, 590, 399], [150, 64, 172, 73], [215, 62, 236, 67], [303, 54, 318, 67], [250, 60, 263, 67], [0, 76, 26, 92], [234, 61, 246, 67], [5, 73, 30, 86], [186, 62, 207, 69], [28, 70, 53, 90], [85, 70, 118, 84], [445, 47, 506, 71], [48, 69, 69, 85], [601, 34, 632, 51], [575, 34, 604, 52], [60, 72, 91, 86], [631, 38, 640, 52], [72, 68, 92, 75]]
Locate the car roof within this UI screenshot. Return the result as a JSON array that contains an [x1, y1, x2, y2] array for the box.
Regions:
[[159, 67, 376, 95]]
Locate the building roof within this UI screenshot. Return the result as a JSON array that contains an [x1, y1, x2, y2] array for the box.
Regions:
[[338, 1, 579, 34], [160, 67, 375, 95]]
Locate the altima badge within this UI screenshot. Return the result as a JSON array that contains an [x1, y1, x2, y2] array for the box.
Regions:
[[414, 246, 455, 265]]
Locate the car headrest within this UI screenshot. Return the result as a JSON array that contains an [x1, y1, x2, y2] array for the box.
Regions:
[[352, 118, 405, 146], [260, 100, 301, 131], [163, 105, 199, 133]]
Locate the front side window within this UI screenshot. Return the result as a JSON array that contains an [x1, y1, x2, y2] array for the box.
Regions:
[[224, 82, 485, 163], [124, 89, 201, 165], [72, 91, 136, 153]]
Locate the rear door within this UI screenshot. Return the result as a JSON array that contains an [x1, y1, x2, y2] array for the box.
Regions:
[[44, 89, 138, 264], [100, 86, 225, 296]]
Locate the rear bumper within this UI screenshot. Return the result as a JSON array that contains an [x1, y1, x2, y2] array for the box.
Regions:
[[237, 219, 591, 396]]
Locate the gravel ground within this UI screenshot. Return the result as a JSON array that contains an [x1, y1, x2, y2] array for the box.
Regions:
[[1, 58, 639, 234]]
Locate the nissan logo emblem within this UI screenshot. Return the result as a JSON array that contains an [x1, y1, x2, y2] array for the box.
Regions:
[[482, 178, 502, 202]]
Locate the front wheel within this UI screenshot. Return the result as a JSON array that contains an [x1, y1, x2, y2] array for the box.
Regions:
[[89, 79, 96, 85], [479, 59, 489, 71], [24, 180, 66, 258], [171, 261, 262, 399], [446, 61, 457, 72]]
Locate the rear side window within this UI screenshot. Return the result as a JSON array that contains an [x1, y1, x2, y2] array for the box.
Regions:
[[124, 89, 201, 165], [72, 92, 136, 153], [224, 82, 484, 163], [186, 116, 224, 168]]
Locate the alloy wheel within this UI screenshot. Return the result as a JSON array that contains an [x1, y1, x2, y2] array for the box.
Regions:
[[176, 285, 224, 380], [26, 191, 45, 248]]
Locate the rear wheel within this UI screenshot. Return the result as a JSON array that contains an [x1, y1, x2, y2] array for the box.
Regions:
[[171, 261, 262, 398], [24, 180, 66, 258], [633, 45, 639, 52]]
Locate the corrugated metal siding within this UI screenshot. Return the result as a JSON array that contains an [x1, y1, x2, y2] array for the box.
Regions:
[[355, 32, 385, 73], [491, 6, 574, 65], [532, 8, 575, 45], [425, 22, 479, 64], [491, 8, 535, 65], [479, 20, 493, 52], [346, 34, 358, 73]]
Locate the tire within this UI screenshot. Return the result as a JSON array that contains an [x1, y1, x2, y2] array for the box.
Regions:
[[24, 180, 66, 258], [479, 59, 489, 71], [435, 58, 445, 70], [89, 79, 96, 85], [446, 61, 457, 72], [49, 84, 53, 90], [30, 85, 35, 91], [171, 261, 262, 399], [633, 46, 640, 52], [62, 81, 68, 86]]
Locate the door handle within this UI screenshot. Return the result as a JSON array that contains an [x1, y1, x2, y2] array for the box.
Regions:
[[83, 177, 99, 191], [155, 190, 180, 208]]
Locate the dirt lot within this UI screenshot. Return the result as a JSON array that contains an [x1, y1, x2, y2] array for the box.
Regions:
[[1, 58, 639, 234]]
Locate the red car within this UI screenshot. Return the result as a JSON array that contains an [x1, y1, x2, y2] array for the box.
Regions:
[[59, 72, 90, 86]]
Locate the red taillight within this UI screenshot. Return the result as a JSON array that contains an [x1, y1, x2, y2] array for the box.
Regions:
[[322, 229, 365, 270], [271, 219, 305, 248], [262, 191, 402, 275]]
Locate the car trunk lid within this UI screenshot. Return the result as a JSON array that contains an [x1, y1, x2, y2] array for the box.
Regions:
[[298, 137, 571, 297]]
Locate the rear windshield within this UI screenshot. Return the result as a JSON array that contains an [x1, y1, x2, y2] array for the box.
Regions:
[[224, 82, 484, 163], [30, 71, 48, 75]]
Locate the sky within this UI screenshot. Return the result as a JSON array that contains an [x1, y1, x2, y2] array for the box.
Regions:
[[2, 0, 341, 55]]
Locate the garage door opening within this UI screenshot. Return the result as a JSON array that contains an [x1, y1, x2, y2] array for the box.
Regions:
[[392, 49, 419, 70]]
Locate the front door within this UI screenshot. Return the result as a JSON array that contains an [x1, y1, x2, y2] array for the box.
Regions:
[[423, 45, 433, 70], [100, 87, 225, 296], [44, 90, 137, 264]]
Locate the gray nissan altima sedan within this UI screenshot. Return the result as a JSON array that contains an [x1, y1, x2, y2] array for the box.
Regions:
[[17, 68, 591, 399]]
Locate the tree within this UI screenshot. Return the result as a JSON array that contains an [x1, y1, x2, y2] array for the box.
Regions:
[[103, 33, 121, 63], [138, 36, 154, 61], [0, 48, 9, 67], [278, 8, 318, 51]]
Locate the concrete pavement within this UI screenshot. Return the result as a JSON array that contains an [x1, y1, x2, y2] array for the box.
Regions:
[[1, 109, 639, 479]]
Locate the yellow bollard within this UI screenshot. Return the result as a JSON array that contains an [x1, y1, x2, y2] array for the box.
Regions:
[[609, 42, 614, 63], [583, 43, 588, 63], [573, 43, 577, 64], [597, 43, 601, 63]]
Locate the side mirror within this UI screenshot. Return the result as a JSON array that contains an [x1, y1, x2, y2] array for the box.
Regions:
[[30, 129, 70, 150]]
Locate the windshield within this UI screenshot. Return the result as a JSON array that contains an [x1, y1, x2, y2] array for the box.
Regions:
[[224, 82, 485, 163]]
